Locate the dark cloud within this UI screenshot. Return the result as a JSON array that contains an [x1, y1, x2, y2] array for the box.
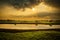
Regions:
[[0, 0, 60, 9], [0, 0, 60, 20], [43, 0, 60, 20], [0, 0, 41, 9], [45, 0, 60, 8]]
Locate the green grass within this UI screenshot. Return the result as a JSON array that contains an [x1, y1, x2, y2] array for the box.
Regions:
[[0, 31, 60, 40]]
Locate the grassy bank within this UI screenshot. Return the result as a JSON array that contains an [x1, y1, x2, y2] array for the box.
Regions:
[[0, 30, 60, 40]]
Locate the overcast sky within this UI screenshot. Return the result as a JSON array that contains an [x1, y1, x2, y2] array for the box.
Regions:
[[0, 0, 60, 20], [0, 0, 60, 8]]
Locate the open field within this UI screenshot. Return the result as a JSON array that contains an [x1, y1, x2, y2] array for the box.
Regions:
[[0, 29, 60, 40]]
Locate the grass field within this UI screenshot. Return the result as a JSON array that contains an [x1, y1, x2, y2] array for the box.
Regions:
[[0, 30, 60, 40]]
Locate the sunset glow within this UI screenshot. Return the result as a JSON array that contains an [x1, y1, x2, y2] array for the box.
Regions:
[[32, 8, 35, 11], [0, 2, 58, 17]]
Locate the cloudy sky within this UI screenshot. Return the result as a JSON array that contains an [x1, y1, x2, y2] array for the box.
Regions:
[[0, 0, 60, 20]]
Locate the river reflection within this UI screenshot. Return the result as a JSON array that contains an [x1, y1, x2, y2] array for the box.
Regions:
[[0, 24, 60, 30]]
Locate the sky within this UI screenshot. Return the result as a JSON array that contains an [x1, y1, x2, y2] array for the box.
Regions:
[[0, 0, 60, 20], [0, 0, 60, 8]]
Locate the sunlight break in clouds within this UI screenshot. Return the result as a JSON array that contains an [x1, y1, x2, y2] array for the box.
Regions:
[[0, 2, 58, 18]]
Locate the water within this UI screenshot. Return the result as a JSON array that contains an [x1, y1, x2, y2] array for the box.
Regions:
[[0, 24, 60, 30]]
